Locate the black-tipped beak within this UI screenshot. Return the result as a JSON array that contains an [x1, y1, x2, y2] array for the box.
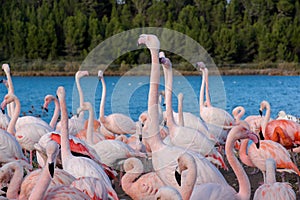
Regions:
[[162, 103, 166, 107], [256, 140, 260, 149], [1, 109, 5, 114], [159, 57, 166, 64], [0, 79, 3, 83], [259, 130, 265, 140], [139, 134, 142, 142], [175, 167, 181, 186], [259, 110, 263, 116], [41, 106, 49, 112], [48, 162, 55, 178]]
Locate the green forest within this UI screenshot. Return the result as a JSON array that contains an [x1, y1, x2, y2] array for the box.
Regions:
[[1, 0, 300, 74]]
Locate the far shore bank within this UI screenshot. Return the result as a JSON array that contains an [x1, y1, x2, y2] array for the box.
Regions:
[[5, 67, 300, 76]]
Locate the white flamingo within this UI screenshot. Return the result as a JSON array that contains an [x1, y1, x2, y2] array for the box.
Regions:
[[56, 86, 119, 200], [98, 70, 136, 135]]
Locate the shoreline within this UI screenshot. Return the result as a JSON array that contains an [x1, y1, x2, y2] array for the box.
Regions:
[[7, 68, 300, 76]]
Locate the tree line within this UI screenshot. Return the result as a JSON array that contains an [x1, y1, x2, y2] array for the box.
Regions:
[[0, 0, 299, 73]]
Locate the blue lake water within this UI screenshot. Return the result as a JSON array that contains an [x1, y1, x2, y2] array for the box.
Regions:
[[0, 75, 299, 123]]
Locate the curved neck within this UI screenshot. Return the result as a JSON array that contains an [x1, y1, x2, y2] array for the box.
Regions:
[[5, 162, 23, 199], [145, 48, 164, 151], [204, 68, 211, 107], [85, 103, 95, 145], [233, 107, 245, 123], [179, 155, 197, 200], [163, 65, 176, 128], [199, 70, 205, 109], [49, 97, 60, 129], [239, 139, 254, 167], [99, 77, 106, 122], [178, 96, 184, 126], [225, 133, 251, 200], [7, 96, 21, 136], [75, 75, 84, 119]]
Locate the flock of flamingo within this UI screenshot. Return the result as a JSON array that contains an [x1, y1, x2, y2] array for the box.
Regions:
[[0, 34, 299, 200]]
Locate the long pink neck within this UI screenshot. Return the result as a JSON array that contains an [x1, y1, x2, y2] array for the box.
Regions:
[[177, 95, 184, 126], [49, 97, 60, 129], [199, 69, 205, 110], [204, 68, 211, 107], [5, 69, 15, 117], [4, 162, 23, 199], [121, 159, 143, 195], [233, 106, 245, 123], [261, 102, 271, 135], [163, 65, 176, 129], [59, 93, 72, 163], [99, 77, 106, 122], [75, 75, 84, 119], [238, 139, 255, 167], [145, 48, 164, 152], [29, 162, 51, 200], [85, 102, 95, 145], [7, 96, 21, 136], [226, 131, 251, 200]]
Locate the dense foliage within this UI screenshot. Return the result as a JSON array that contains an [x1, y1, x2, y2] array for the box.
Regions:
[[0, 0, 299, 72]]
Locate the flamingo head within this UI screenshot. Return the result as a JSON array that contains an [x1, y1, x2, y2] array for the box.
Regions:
[[46, 141, 60, 178], [2, 64, 10, 73], [56, 86, 66, 100], [196, 62, 206, 71], [137, 34, 160, 51], [42, 95, 55, 112], [1, 93, 16, 111], [98, 70, 104, 80], [75, 70, 89, 80], [159, 52, 172, 68], [230, 124, 260, 149]]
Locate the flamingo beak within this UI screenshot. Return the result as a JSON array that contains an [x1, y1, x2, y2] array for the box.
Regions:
[[175, 167, 181, 186], [258, 130, 265, 140], [139, 134, 142, 142], [247, 131, 260, 149], [259, 110, 263, 116], [41, 106, 49, 112], [48, 162, 55, 178]]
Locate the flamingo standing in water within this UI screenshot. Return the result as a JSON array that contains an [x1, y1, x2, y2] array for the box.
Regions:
[[253, 158, 296, 200], [56, 86, 119, 200], [160, 52, 227, 170], [138, 34, 228, 191], [197, 62, 234, 144], [260, 100, 300, 150], [28, 141, 89, 200], [121, 157, 165, 199], [98, 70, 136, 135]]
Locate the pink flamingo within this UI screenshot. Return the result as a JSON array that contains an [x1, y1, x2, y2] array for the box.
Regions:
[[98, 70, 136, 135], [0, 160, 32, 199], [189, 125, 260, 200], [55, 71, 87, 136], [42, 94, 60, 129], [56, 86, 119, 200], [0, 94, 28, 164], [28, 141, 89, 200], [260, 100, 300, 150], [121, 157, 165, 199], [253, 158, 296, 200], [197, 62, 234, 144], [160, 52, 227, 170], [138, 34, 227, 191]]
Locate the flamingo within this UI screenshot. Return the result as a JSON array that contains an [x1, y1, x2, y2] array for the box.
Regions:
[[98, 70, 136, 135], [260, 100, 300, 150], [56, 86, 119, 200], [160, 52, 227, 170], [121, 157, 165, 199], [42, 94, 60, 129], [77, 101, 145, 168], [277, 110, 300, 124], [28, 141, 89, 200], [138, 34, 228, 191], [55, 71, 87, 136], [0, 95, 28, 164], [2, 64, 15, 118], [197, 62, 234, 144], [0, 160, 32, 199], [0, 79, 10, 130], [253, 158, 296, 200]]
